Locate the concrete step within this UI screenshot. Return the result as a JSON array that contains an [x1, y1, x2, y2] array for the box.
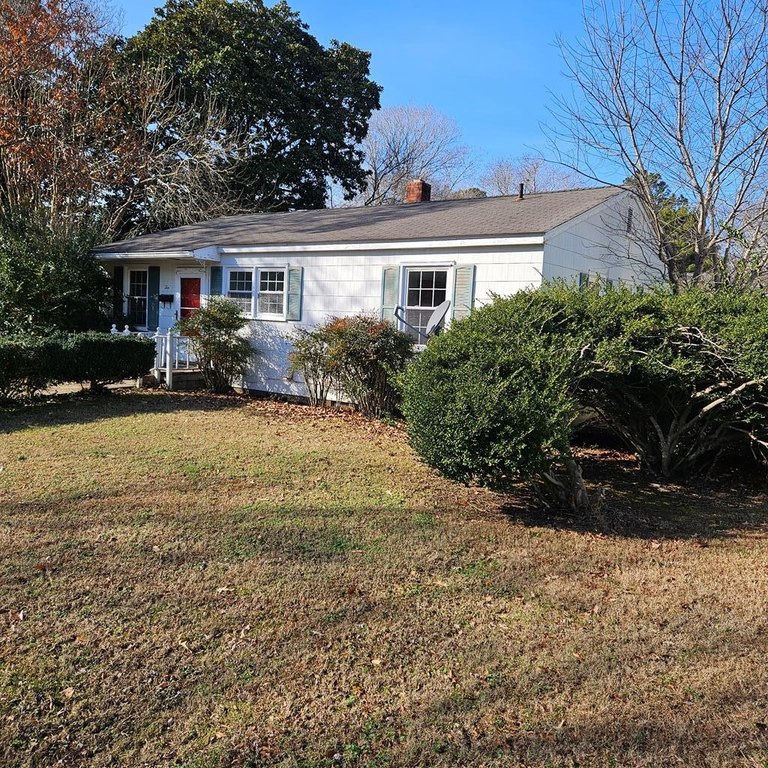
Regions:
[[158, 369, 206, 391]]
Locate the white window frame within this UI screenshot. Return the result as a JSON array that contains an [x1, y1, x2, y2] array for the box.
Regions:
[[224, 266, 289, 321], [256, 267, 288, 320], [125, 267, 149, 329], [399, 263, 455, 339], [226, 269, 255, 316]]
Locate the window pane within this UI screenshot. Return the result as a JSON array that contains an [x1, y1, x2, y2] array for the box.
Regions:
[[227, 295, 252, 313], [258, 293, 284, 315], [404, 308, 432, 341], [229, 271, 252, 293], [260, 271, 284, 292], [406, 270, 448, 309], [129, 270, 147, 296]]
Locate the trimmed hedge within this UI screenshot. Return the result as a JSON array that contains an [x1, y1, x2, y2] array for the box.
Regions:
[[0, 336, 70, 400], [400, 283, 768, 512], [0, 332, 155, 400]]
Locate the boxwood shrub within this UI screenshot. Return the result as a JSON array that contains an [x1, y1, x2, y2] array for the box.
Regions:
[[0, 332, 155, 400], [61, 333, 156, 392], [400, 282, 768, 512]]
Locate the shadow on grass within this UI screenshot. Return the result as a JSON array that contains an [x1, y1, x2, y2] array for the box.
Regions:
[[501, 448, 768, 542], [416, 667, 768, 767], [0, 389, 247, 435]]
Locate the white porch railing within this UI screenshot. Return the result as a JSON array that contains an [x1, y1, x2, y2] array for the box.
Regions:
[[110, 325, 198, 389]]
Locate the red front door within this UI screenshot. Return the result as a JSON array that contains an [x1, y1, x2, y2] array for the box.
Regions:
[[180, 278, 201, 320]]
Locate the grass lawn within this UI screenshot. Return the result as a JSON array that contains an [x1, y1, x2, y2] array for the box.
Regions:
[[2, 391, 768, 767]]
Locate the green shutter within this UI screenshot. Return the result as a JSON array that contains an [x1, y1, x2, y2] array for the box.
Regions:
[[112, 265, 124, 319], [147, 266, 160, 329], [452, 264, 475, 321], [210, 266, 223, 296], [381, 266, 400, 324], [286, 267, 303, 321]]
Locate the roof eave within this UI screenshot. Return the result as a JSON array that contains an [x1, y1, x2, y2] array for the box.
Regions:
[[95, 249, 220, 261]]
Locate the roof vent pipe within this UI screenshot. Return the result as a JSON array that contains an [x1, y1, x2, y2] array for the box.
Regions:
[[518, 183, 525, 200]]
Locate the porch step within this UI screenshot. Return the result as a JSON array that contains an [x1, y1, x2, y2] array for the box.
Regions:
[[158, 369, 206, 391]]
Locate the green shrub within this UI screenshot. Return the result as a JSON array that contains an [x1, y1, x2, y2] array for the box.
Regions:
[[400, 293, 594, 513], [401, 282, 768, 511], [0, 336, 68, 400], [61, 333, 155, 392], [289, 315, 413, 417], [517, 283, 768, 476], [0, 333, 154, 400], [176, 298, 254, 393], [289, 326, 335, 406]]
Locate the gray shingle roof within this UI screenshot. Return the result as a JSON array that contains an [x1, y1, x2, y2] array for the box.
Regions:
[[94, 186, 621, 254]]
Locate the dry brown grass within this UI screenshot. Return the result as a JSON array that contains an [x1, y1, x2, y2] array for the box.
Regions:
[[1, 391, 768, 767]]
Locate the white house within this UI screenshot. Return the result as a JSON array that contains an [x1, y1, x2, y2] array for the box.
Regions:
[[94, 181, 658, 396]]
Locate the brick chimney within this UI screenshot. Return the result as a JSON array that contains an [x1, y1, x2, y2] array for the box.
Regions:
[[404, 178, 431, 203]]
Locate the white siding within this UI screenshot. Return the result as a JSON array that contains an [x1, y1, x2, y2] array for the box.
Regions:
[[542, 191, 660, 286], [218, 243, 544, 395]]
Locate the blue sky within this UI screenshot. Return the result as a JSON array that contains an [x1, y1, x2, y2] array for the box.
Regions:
[[114, 1, 586, 176]]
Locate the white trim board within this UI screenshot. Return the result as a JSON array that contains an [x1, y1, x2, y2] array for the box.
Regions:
[[220, 235, 545, 255]]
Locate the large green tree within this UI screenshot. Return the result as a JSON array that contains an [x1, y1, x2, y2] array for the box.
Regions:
[[0, 211, 109, 335], [126, 0, 381, 216]]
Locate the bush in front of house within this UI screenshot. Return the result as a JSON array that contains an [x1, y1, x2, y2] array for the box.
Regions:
[[176, 298, 254, 393], [399, 290, 595, 514], [289, 326, 335, 407], [400, 282, 768, 513], [0, 333, 155, 400], [289, 314, 414, 417], [60, 332, 156, 392], [0, 336, 68, 400]]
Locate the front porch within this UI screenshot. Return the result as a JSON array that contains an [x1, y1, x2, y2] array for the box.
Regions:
[[110, 325, 203, 390]]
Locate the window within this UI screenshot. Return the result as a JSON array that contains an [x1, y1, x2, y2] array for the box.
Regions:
[[226, 268, 287, 319], [404, 268, 448, 341], [127, 270, 148, 326], [578, 272, 590, 289], [257, 270, 285, 317], [227, 271, 253, 313], [626, 206, 634, 233]]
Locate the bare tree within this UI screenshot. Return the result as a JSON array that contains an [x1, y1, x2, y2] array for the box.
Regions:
[[481, 154, 582, 196], [356, 105, 473, 205], [551, 0, 768, 288], [0, 0, 244, 238], [96, 64, 246, 237]]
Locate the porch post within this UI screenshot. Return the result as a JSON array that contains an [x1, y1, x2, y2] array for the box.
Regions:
[[152, 328, 162, 378], [166, 329, 174, 391]]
